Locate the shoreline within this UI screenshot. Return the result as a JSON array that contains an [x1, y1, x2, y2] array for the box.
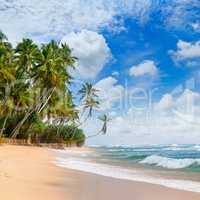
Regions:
[[55, 147, 200, 193], [62, 168, 200, 200], [0, 145, 200, 200]]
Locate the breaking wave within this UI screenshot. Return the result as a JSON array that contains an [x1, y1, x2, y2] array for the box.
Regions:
[[55, 156, 200, 193], [140, 155, 200, 169]]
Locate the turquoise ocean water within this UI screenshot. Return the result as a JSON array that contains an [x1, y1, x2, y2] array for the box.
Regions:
[[55, 144, 200, 193], [91, 144, 200, 172]]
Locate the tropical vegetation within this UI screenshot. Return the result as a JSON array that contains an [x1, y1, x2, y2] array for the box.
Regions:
[[0, 31, 109, 146]]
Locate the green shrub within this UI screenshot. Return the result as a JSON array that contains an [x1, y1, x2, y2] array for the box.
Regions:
[[39, 124, 85, 145], [0, 113, 86, 146]]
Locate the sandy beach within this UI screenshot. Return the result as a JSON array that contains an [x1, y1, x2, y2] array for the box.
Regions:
[[0, 145, 200, 200]]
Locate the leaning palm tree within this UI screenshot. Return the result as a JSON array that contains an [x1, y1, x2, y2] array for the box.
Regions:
[[50, 91, 79, 136], [79, 83, 99, 120], [0, 31, 7, 42], [0, 98, 14, 137], [98, 114, 111, 134], [11, 40, 76, 138], [83, 97, 100, 118], [87, 114, 111, 138], [69, 83, 99, 140], [8, 39, 39, 138], [0, 34, 16, 137], [79, 83, 99, 100], [35, 41, 76, 114]]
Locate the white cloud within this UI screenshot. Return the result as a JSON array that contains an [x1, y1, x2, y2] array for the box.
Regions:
[[85, 88, 200, 146], [61, 30, 111, 79], [155, 89, 200, 119], [0, 0, 199, 43], [174, 89, 200, 114], [155, 94, 173, 111], [0, 0, 153, 44], [162, 0, 200, 31], [175, 89, 200, 105], [112, 71, 120, 77], [173, 40, 200, 60], [95, 76, 124, 111], [129, 60, 158, 77], [192, 23, 200, 32], [85, 106, 200, 146]]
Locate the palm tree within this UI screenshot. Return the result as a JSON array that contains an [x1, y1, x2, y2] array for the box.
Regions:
[[84, 97, 100, 118], [0, 98, 14, 137], [87, 114, 111, 138], [0, 32, 15, 82], [34, 41, 76, 113], [98, 114, 111, 134], [0, 32, 109, 144], [79, 83, 99, 100], [0, 32, 16, 137], [79, 83, 99, 120], [15, 38, 40, 79], [69, 83, 100, 140], [11, 40, 76, 138], [53, 91, 79, 136], [0, 31, 7, 42], [10, 41, 58, 138]]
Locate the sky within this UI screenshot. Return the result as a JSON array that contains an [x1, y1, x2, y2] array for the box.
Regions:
[[1, 0, 200, 145]]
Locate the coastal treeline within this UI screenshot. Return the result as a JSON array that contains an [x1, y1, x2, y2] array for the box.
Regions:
[[0, 31, 109, 146]]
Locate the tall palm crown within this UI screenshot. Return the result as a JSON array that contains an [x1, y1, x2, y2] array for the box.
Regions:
[[15, 39, 40, 79], [0, 32, 15, 82], [33, 41, 75, 90], [79, 83, 99, 100], [79, 83, 100, 118], [0, 31, 7, 42]]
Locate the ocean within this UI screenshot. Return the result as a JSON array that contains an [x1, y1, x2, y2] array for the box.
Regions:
[[55, 144, 200, 193]]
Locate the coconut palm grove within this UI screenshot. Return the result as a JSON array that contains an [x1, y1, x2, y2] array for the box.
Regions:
[[0, 31, 108, 146]]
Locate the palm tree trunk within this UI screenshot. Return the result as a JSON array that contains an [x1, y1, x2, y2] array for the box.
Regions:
[[86, 129, 102, 139], [70, 109, 91, 140], [38, 87, 55, 113], [11, 88, 55, 138], [56, 118, 64, 137], [0, 114, 9, 137], [11, 110, 35, 138], [69, 121, 82, 140]]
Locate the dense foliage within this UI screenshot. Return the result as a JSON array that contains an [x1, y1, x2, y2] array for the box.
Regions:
[[0, 31, 109, 146]]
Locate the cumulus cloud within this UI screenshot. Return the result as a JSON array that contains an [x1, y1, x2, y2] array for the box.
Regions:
[[155, 94, 173, 111], [85, 88, 200, 146], [172, 40, 200, 60], [95, 76, 124, 111], [61, 30, 111, 79], [175, 89, 200, 105], [129, 60, 158, 77], [155, 89, 200, 118], [174, 89, 200, 115], [112, 71, 120, 77], [192, 23, 200, 32]]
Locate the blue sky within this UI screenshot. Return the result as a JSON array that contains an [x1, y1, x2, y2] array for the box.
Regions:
[[100, 16, 200, 94], [1, 0, 200, 145]]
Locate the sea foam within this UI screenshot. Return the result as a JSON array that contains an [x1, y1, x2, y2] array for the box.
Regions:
[[140, 155, 200, 169], [55, 156, 200, 193]]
